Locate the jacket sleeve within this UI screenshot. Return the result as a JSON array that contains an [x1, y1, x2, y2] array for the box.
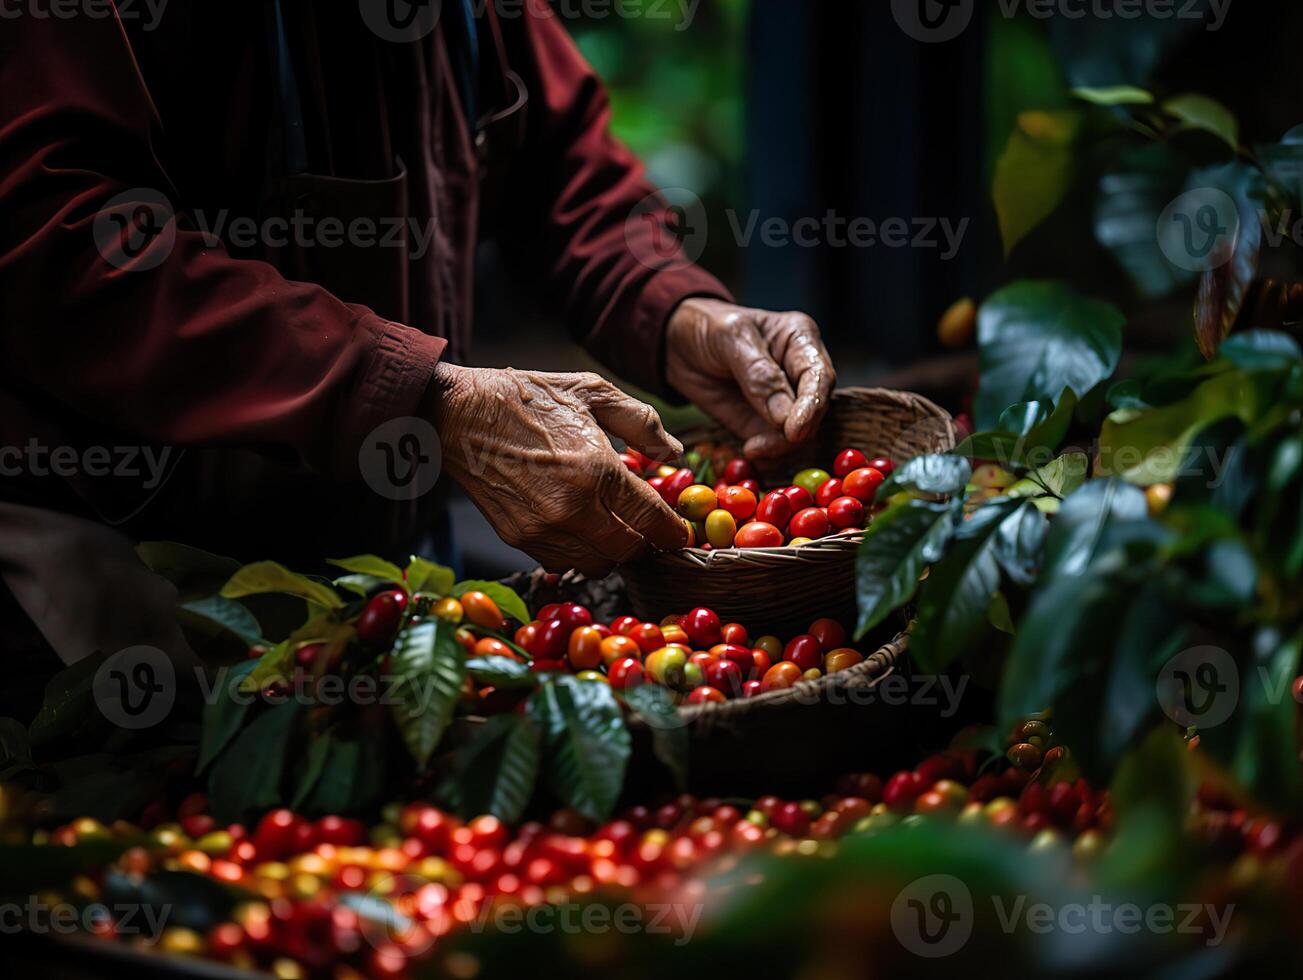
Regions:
[[0, 12, 445, 478], [499, 0, 733, 396]]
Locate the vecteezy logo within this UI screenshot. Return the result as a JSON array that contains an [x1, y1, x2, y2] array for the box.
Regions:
[[625, 188, 708, 272], [1157, 646, 1239, 729], [356, 874, 441, 955], [92, 189, 177, 271], [1156, 187, 1240, 273], [359, 416, 443, 501], [891, 875, 973, 958], [359, 0, 441, 42], [891, 0, 974, 43], [93, 646, 176, 730]]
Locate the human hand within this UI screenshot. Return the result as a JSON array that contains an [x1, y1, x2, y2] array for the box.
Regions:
[[666, 298, 835, 458], [430, 364, 689, 577]]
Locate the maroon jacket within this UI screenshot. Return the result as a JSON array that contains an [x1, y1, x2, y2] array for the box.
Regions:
[[0, 1, 728, 562]]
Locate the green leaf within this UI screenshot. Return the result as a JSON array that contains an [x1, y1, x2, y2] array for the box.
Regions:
[[622, 684, 689, 791], [196, 660, 258, 772], [530, 677, 631, 822], [389, 621, 466, 767], [179, 596, 265, 648], [295, 734, 388, 817], [239, 640, 295, 694], [992, 500, 1049, 587], [466, 656, 538, 690], [975, 282, 1124, 430], [853, 500, 959, 639], [1006, 452, 1089, 501], [955, 389, 1080, 472], [1163, 94, 1239, 151], [993, 110, 1081, 256], [136, 542, 241, 598], [1096, 588, 1187, 770], [220, 561, 343, 609], [27, 653, 107, 748], [1041, 480, 1150, 578], [1072, 86, 1154, 107], [449, 714, 541, 824], [1097, 369, 1271, 484], [334, 574, 393, 597], [0, 718, 35, 779], [1219, 330, 1303, 370], [1000, 563, 1132, 759], [911, 502, 1022, 673], [328, 555, 406, 585], [876, 454, 971, 501], [1110, 727, 1196, 843], [987, 592, 1015, 635], [997, 399, 1051, 436], [291, 731, 334, 810], [1232, 630, 1303, 808], [406, 556, 455, 597], [207, 700, 300, 824], [452, 580, 532, 626]]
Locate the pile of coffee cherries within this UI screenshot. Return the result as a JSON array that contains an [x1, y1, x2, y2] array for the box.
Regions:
[[619, 445, 894, 549], [473, 604, 866, 705], [26, 742, 1126, 980]]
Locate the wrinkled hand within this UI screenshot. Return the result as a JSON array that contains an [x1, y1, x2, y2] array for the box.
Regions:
[[431, 364, 689, 577], [666, 298, 836, 458]]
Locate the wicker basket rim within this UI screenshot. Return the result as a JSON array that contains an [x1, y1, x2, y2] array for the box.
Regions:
[[664, 528, 865, 567], [627, 629, 908, 728]]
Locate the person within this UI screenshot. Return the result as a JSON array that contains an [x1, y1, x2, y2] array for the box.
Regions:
[[0, 1, 833, 672]]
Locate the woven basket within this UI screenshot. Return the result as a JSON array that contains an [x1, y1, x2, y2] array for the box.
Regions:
[[624, 628, 913, 797], [448, 627, 917, 800], [620, 387, 957, 637]]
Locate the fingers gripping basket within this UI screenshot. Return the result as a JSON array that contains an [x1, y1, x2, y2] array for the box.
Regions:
[[620, 387, 958, 638]]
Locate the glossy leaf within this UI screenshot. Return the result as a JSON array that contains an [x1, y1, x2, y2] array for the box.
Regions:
[[405, 557, 456, 597], [1072, 85, 1154, 106], [220, 561, 343, 609], [334, 574, 393, 597], [1219, 329, 1303, 370], [389, 621, 466, 767], [1162, 94, 1239, 151], [993, 500, 1050, 587], [196, 660, 258, 772], [911, 501, 1021, 672], [1097, 370, 1271, 484], [207, 701, 300, 823], [956, 389, 1079, 473], [854, 500, 959, 639], [328, 555, 405, 585], [993, 110, 1081, 256], [876, 454, 971, 501], [975, 283, 1123, 430], [179, 595, 265, 649], [449, 714, 541, 824], [295, 734, 388, 817], [530, 677, 631, 822], [27, 654, 107, 748], [1041, 480, 1150, 578], [466, 656, 538, 690]]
